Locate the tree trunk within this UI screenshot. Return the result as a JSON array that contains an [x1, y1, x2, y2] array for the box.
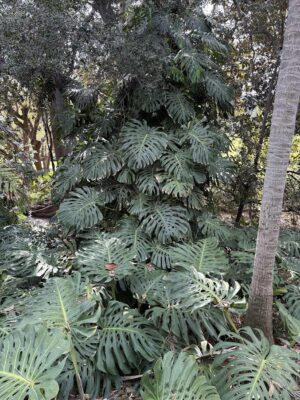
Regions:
[[50, 87, 70, 160], [245, 0, 300, 342]]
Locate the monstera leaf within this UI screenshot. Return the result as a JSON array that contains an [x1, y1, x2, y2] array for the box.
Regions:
[[53, 161, 82, 201], [20, 276, 101, 399], [169, 269, 243, 312], [179, 121, 214, 165], [58, 187, 103, 231], [160, 149, 194, 182], [146, 285, 227, 343], [171, 238, 229, 274], [77, 234, 136, 283], [141, 351, 220, 400], [120, 120, 168, 170], [82, 142, 123, 181], [116, 217, 152, 262], [97, 302, 163, 375], [0, 327, 69, 400], [138, 202, 190, 243], [213, 327, 300, 400], [165, 91, 195, 123], [277, 302, 300, 345]]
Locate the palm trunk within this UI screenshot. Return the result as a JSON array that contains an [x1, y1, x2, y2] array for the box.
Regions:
[[245, 0, 300, 342]]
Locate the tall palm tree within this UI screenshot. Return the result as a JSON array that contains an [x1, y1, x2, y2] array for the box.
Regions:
[[245, 0, 300, 342]]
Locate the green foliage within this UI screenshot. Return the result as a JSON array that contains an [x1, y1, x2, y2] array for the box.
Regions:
[[58, 187, 103, 231], [171, 238, 229, 274], [97, 301, 163, 375], [120, 120, 168, 170], [77, 233, 136, 283], [82, 142, 123, 181], [165, 91, 195, 123], [138, 203, 190, 244], [276, 302, 300, 345], [141, 351, 220, 400], [213, 327, 300, 400], [0, 327, 69, 400]]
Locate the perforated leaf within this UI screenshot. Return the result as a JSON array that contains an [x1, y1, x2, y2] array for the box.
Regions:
[[141, 351, 220, 400], [138, 203, 190, 243], [97, 302, 163, 375], [120, 120, 168, 170], [82, 142, 123, 181], [0, 327, 69, 400], [165, 91, 195, 123], [116, 217, 152, 262], [58, 187, 103, 231], [77, 234, 136, 283], [213, 328, 300, 400], [179, 122, 214, 164], [171, 238, 229, 274]]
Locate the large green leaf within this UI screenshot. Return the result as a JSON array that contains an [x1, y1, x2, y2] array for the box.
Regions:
[[120, 120, 168, 170], [197, 212, 233, 242], [213, 327, 300, 400], [146, 284, 227, 343], [165, 91, 195, 123], [138, 202, 190, 243], [97, 301, 163, 375], [170, 269, 243, 312], [179, 122, 214, 165], [277, 302, 300, 345], [171, 238, 229, 274], [82, 142, 123, 181], [116, 217, 152, 262], [136, 167, 161, 196], [284, 285, 300, 319], [0, 327, 69, 400], [53, 161, 82, 201], [20, 276, 101, 399], [77, 233, 136, 283], [160, 149, 194, 182], [58, 187, 103, 231], [141, 351, 220, 400]]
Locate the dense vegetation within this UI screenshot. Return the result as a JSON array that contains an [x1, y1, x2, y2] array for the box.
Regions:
[[0, 1, 299, 399]]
